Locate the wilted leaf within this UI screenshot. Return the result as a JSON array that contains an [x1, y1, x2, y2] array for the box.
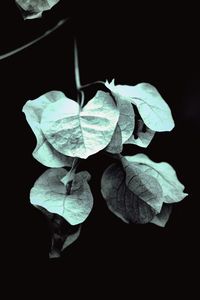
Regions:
[[41, 91, 119, 159], [30, 168, 93, 225], [101, 163, 157, 224], [125, 119, 155, 148], [22, 91, 74, 168], [36, 207, 81, 258], [123, 153, 188, 204], [61, 225, 81, 252], [151, 204, 172, 227], [15, 0, 60, 19], [105, 80, 175, 132]]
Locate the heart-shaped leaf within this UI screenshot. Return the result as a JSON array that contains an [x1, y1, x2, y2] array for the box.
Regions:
[[22, 91, 74, 168], [41, 91, 119, 159], [30, 168, 93, 225]]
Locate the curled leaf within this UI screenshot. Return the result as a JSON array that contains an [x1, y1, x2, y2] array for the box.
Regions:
[[15, 0, 60, 19], [37, 207, 81, 258], [41, 91, 119, 159], [22, 91, 74, 168], [105, 80, 175, 132], [125, 119, 155, 148], [30, 168, 93, 225]]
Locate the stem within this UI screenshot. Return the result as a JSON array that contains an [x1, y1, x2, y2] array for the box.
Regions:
[[0, 18, 68, 61], [79, 90, 85, 107], [71, 157, 80, 172], [73, 40, 105, 105], [104, 152, 122, 161], [74, 38, 81, 91], [61, 157, 80, 187], [80, 80, 105, 90], [74, 38, 84, 105], [64, 158, 79, 196]]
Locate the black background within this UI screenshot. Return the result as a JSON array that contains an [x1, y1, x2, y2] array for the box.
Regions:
[[1, 1, 199, 295]]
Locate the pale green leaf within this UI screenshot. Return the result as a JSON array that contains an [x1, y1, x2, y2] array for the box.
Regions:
[[151, 204, 172, 227], [105, 79, 135, 146], [125, 119, 155, 148], [101, 163, 157, 224], [121, 157, 163, 213], [111, 88, 135, 143], [117, 99, 135, 143], [22, 91, 74, 168], [124, 153, 188, 204], [105, 80, 175, 132], [41, 91, 119, 159], [102, 153, 187, 226], [15, 0, 60, 19], [105, 93, 135, 153], [30, 168, 93, 225], [106, 125, 123, 154]]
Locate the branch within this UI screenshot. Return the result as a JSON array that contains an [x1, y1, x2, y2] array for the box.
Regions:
[[0, 18, 69, 61]]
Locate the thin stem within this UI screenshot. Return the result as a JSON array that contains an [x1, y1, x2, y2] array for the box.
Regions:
[[74, 38, 81, 91], [79, 90, 85, 107], [73, 40, 105, 105], [0, 18, 68, 61], [80, 80, 105, 90], [71, 157, 80, 172], [104, 152, 122, 161]]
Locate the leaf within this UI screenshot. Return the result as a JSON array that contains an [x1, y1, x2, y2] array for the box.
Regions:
[[22, 91, 74, 168], [125, 119, 155, 148], [50, 226, 81, 259], [123, 154, 188, 204], [105, 84, 135, 153], [41, 91, 119, 159], [36, 207, 81, 258], [105, 80, 175, 132], [61, 225, 81, 252], [151, 204, 172, 227], [30, 168, 93, 225], [109, 85, 135, 143], [102, 154, 187, 226], [101, 163, 157, 224], [106, 125, 123, 154], [15, 0, 60, 19]]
